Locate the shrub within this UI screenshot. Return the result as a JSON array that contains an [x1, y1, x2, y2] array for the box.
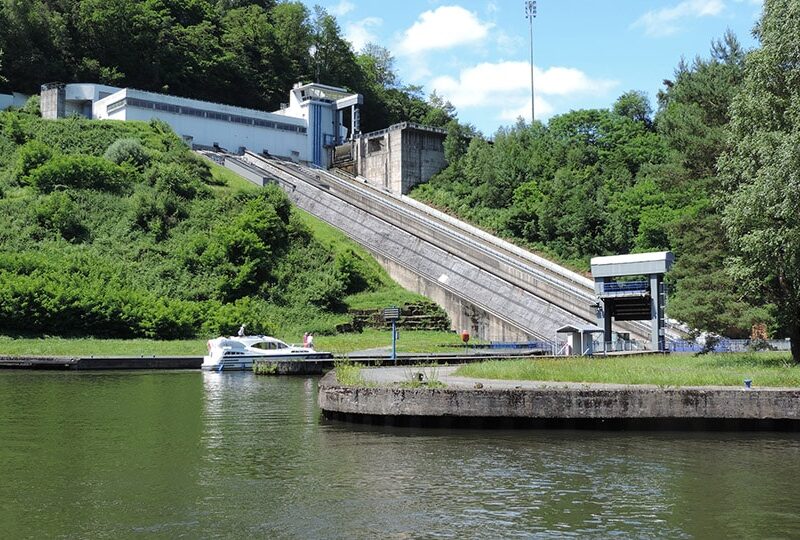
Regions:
[[21, 95, 40, 116], [145, 162, 204, 199], [2, 114, 26, 144], [104, 138, 151, 170], [34, 192, 87, 242], [131, 185, 185, 240], [27, 155, 130, 193], [335, 248, 381, 294], [203, 226, 270, 301], [303, 269, 346, 310], [14, 140, 53, 182], [201, 297, 274, 337]]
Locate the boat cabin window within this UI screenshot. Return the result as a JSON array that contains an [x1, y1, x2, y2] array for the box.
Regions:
[[253, 342, 277, 350]]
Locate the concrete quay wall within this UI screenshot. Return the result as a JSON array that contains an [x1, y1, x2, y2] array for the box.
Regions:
[[318, 371, 800, 427]]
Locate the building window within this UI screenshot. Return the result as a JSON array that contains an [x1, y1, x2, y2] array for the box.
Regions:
[[106, 98, 126, 113], [368, 136, 385, 153], [109, 95, 307, 133]]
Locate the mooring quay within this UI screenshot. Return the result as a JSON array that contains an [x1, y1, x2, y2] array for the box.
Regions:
[[0, 351, 545, 373], [318, 366, 800, 430]]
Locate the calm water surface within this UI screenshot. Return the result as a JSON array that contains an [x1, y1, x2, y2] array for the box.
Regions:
[[1, 371, 800, 539]]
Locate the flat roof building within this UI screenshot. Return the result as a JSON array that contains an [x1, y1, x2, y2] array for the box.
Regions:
[[0, 91, 31, 111], [40, 82, 362, 168]]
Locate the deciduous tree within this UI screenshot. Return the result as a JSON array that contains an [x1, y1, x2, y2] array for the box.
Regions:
[[720, 0, 800, 360]]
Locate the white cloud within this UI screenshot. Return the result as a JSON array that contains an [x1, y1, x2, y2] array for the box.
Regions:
[[430, 61, 617, 110], [345, 17, 382, 51], [429, 61, 616, 123], [398, 6, 492, 55], [329, 0, 355, 17], [632, 0, 726, 37], [499, 96, 555, 122], [496, 32, 525, 54]]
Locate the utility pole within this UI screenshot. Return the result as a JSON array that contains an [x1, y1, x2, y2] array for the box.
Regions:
[[525, 1, 537, 124]]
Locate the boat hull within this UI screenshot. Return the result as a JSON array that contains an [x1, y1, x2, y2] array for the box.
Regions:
[[201, 352, 334, 371]]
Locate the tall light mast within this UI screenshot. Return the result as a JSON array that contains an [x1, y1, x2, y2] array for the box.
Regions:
[[525, 1, 537, 124]]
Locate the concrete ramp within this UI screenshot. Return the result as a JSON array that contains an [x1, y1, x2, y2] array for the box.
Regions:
[[221, 151, 653, 345]]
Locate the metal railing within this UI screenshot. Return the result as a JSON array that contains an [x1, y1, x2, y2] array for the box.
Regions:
[[603, 281, 649, 294], [669, 339, 791, 353], [597, 340, 645, 353]]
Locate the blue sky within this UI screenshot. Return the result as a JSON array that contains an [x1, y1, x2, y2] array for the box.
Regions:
[[303, 0, 763, 135]]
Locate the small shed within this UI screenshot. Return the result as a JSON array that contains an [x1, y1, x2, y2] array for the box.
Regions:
[[556, 324, 605, 356]]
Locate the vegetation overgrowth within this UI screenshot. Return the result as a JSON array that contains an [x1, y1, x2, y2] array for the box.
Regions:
[[252, 361, 278, 375], [0, 112, 431, 339], [334, 360, 369, 387], [454, 353, 800, 388]]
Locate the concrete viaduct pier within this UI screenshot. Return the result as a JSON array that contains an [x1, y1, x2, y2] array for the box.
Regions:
[[318, 367, 800, 430]]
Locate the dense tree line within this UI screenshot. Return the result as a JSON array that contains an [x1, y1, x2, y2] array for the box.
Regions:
[[0, 0, 454, 132], [720, 0, 800, 360], [412, 27, 784, 343], [0, 109, 404, 338], [3, 0, 799, 362]]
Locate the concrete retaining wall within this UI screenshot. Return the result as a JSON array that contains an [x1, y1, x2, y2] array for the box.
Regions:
[[0, 356, 202, 370], [318, 371, 800, 427]]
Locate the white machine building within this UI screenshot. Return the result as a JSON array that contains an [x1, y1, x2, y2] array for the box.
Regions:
[[39, 82, 363, 168]]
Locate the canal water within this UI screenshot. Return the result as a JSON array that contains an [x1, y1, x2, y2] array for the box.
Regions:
[[2, 371, 800, 539]]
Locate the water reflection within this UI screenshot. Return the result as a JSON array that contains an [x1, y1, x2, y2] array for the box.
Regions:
[[1, 371, 800, 538]]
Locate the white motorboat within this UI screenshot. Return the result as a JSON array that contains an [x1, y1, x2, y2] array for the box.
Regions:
[[202, 335, 334, 371]]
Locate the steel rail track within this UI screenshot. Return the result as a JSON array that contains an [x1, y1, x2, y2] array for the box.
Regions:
[[243, 152, 651, 342]]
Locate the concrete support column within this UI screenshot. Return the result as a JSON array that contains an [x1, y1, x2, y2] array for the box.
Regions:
[[40, 84, 66, 119], [595, 277, 613, 348], [351, 105, 360, 139], [333, 108, 341, 146], [650, 274, 664, 351]]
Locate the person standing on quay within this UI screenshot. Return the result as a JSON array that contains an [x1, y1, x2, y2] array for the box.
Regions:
[[307, 333, 314, 349], [303, 332, 309, 348]]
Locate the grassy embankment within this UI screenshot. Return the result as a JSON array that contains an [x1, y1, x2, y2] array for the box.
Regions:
[[0, 330, 466, 357], [0, 111, 458, 348], [454, 352, 800, 388]]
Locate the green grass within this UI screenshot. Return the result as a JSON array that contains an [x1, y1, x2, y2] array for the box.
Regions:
[[207, 161, 260, 193], [0, 337, 208, 357], [454, 352, 800, 387], [334, 360, 369, 386], [0, 330, 462, 357], [315, 329, 463, 355]]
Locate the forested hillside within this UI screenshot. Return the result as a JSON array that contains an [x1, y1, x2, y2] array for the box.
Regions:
[[0, 107, 423, 338], [0, 0, 454, 132], [410, 31, 769, 339], [3, 0, 800, 358]]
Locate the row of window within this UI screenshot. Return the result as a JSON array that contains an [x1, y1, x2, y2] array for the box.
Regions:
[[104, 97, 307, 133]]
